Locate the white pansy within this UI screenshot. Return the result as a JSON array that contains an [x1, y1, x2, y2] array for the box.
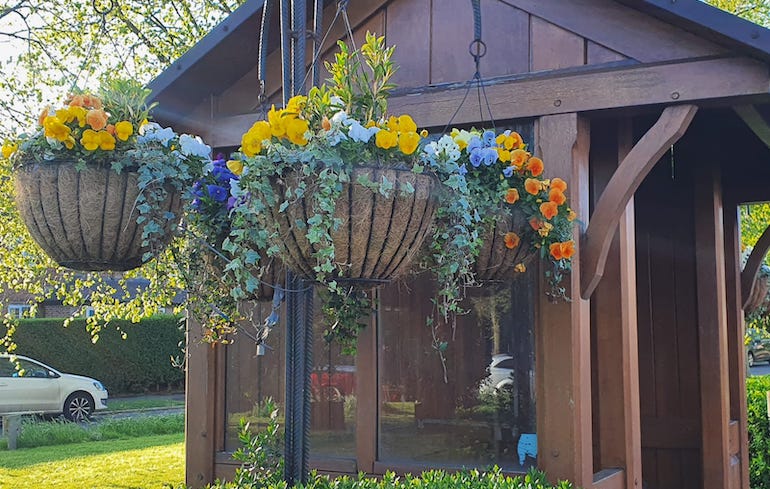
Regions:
[[331, 110, 349, 125], [179, 134, 211, 158], [348, 121, 376, 143]]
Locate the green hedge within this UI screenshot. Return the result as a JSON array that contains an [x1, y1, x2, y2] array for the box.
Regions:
[[6, 315, 184, 394], [748, 376, 770, 489]]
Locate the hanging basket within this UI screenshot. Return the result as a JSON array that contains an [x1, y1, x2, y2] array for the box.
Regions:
[[268, 166, 437, 283], [474, 210, 536, 283], [13, 161, 181, 271]]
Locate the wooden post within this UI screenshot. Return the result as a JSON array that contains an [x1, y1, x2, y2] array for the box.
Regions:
[[536, 113, 592, 486], [724, 201, 749, 489], [694, 161, 731, 489], [2, 414, 21, 450], [185, 312, 217, 488], [356, 290, 377, 473], [590, 118, 642, 489]]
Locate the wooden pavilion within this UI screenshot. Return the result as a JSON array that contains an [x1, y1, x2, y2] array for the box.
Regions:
[[149, 1, 770, 488]]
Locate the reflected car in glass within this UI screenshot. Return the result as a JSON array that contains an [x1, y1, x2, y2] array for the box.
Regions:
[[0, 354, 108, 420], [478, 354, 515, 395], [747, 328, 770, 367]]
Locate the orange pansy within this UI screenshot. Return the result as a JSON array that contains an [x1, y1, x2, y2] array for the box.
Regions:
[[551, 177, 567, 193], [86, 109, 108, 131], [529, 217, 542, 230], [550, 242, 564, 260], [321, 116, 331, 131], [504, 188, 520, 204], [525, 178, 542, 195], [510, 149, 530, 168], [540, 201, 559, 220], [504, 232, 520, 250], [527, 157, 544, 176], [549, 188, 566, 205], [560, 241, 576, 259]]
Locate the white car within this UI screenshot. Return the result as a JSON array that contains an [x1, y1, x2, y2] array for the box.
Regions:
[[0, 354, 108, 420], [479, 353, 516, 395]]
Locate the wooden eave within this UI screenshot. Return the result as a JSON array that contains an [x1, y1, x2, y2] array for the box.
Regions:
[[149, 0, 770, 129]]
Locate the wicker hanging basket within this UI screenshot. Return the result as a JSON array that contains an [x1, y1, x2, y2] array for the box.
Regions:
[[268, 166, 437, 283], [745, 272, 770, 315], [13, 161, 181, 271], [474, 210, 536, 283]]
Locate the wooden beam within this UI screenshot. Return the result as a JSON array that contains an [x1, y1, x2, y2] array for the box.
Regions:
[[205, 56, 768, 147], [590, 119, 642, 489], [185, 312, 216, 488], [735, 105, 770, 149], [355, 291, 377, 473], [592, 469, 625, 489], [581, 105, 698, 299], [741, 224, 770, 309], [694, 160, 731, 489], [536, 113, 592, 486]]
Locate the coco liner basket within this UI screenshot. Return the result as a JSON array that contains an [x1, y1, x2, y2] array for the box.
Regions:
[[474, 210, 536, 282], [13, 161, 181, 271], [268, 166, 437, 283]]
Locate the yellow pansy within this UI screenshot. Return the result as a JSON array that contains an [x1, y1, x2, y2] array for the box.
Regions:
[[398, 131, 420, 155], [241, 120, 272, 157], [396, 114, 417, 133], [451, 128, 474, 150], [98, 131, 116, 151], [227, 160, 244, 176], [375, 129, 398, 149], [63, 136, 76, 150], [267, 106, 287, 138], [286, 95, 307, 114], [80, 129, 100, 151], [115, 121, 133, 141], [43, 116, 71, 142], [69, 106, 87, 127], [285, 117, 309, 146], [2, 141, 18, 159]]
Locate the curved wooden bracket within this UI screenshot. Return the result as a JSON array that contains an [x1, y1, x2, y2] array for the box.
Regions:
[[741, 224, 770, 309], [580, 104, 698, 299]]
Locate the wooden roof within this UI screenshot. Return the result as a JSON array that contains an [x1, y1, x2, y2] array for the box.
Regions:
[[148, 0, 770, 139]]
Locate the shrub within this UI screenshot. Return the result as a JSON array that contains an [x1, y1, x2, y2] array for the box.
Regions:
[[748, 375, 770, 488], [5, 315, 184, 394]]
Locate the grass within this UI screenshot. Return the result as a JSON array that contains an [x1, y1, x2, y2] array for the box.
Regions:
[[105, 397, 185, 412], [0, 433, 184, 488], [0, 413, 184, 449]]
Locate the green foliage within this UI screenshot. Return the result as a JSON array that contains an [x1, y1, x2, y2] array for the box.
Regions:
[[6, 413, 184, 449], [706, 0, 770, 26], [5, 315, 184, 394], [748, 376, 770, 489]]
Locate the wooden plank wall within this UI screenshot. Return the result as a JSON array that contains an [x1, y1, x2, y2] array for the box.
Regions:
[[634, 124, 702, 489]]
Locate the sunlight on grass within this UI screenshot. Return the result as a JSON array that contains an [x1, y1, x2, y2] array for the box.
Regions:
[[0, 434, 184, 488]]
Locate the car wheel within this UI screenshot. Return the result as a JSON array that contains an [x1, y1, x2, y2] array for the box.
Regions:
[[63, 392, 94, 421], [748, 352, 755, 368]]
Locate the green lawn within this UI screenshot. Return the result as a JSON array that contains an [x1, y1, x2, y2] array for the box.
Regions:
[[0, 434, 184, 488], [106, 397, 185, 412]]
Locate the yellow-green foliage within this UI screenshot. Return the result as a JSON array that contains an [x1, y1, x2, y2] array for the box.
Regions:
[[0, 434, 184, 488]]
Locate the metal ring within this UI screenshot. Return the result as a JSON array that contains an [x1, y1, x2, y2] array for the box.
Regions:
[[92, 0, 115, 16], [468, 39, 487, 59]]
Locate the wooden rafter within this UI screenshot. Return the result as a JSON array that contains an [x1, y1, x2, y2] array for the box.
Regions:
[[741, 224, 770, 309], [580, 104, 698, 299], [735, 105, 770, 149]]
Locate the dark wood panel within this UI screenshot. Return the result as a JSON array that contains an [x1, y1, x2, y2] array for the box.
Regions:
[[530, 17, 585, 72], [386, 0, 431, 88], [429, 0, 475, 84], [480, 2, 530, 78], [502, 0, 725, 62], [587, 42, 626, 65], [640, 416, 699, 450]]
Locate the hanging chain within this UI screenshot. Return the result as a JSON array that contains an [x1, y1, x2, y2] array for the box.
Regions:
[[442, 0, 497, 133]]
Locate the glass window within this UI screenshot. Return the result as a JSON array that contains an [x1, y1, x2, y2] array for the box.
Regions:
[[378, 274, 537, 470], [223, 303, 286, 452], [309, 319, 356, 459], [7, 304, 31, 319], [0, 358, 16, 377]]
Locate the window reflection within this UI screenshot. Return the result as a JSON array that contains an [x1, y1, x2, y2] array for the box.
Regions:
[[224, 303, 286, 452], [310, 295, 356, 458], [378, 274, 536, 470]]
